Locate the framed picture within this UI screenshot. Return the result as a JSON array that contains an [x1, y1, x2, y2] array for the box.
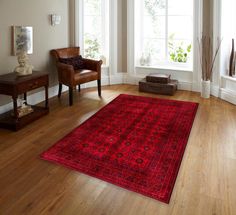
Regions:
[[12, 26, 33, 56]]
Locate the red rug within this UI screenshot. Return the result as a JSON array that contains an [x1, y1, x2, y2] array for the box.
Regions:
[[41, 94, 198, 203]]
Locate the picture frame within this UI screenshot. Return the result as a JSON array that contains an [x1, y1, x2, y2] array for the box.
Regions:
[[12, 26, 33, 56]]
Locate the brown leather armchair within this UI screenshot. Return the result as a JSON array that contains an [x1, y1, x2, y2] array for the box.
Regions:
[[51, 47, 102, 106]]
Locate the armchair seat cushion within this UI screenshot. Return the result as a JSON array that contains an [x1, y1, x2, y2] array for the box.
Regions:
[[74, 69, 98, 84], [59, 55, 84, 70]]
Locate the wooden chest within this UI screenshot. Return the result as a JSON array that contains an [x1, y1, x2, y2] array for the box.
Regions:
[[146, 73, 171, 84], [139, 79, 178, 96]]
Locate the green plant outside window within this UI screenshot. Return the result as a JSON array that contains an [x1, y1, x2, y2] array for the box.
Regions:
[[84, 34, 101, 59]]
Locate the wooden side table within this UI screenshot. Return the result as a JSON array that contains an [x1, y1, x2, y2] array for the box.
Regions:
[[0, 71, 49, 131]]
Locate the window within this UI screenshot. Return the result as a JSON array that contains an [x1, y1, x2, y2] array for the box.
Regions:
[[82, 0, 109, 61], [135, 0, 193, 68], [220, 0, 236, 76]]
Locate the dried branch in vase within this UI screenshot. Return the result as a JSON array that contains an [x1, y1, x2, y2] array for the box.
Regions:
[[198, 36, 222, 81]]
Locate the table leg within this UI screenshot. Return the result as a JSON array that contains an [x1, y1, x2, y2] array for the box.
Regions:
[[12, 96, 18, 118], [45, 85, 48, 108], [24, 93, 27, 104]]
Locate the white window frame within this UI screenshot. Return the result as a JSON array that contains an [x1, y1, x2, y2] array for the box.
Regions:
[[128, 0, 202, 75], [75, 0, 119, 84], [136, 0, 194, 70], [76, 0, 110, 62]]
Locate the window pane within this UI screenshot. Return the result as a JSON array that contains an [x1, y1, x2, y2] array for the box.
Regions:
[[168, 0, 193, 16], [84, 0, 101, 15], [143, 16, 165, 39], [137, 0, 193, 66], [141, 0, 166, 64], [84, 33, 101, 59], [84, 0, 102, 59], [143, 39, 166, 62], [84, 16, 102, 37], [168, 39, 192, 63], [144, 0, 166, 16], [168, 16, 193, 39]]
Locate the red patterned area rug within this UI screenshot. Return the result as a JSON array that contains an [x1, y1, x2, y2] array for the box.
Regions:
[[41, 94, 198, 203]]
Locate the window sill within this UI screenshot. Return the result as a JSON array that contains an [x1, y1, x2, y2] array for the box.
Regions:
[[222, 75, 236, 82], [136, 65, 192, 72]]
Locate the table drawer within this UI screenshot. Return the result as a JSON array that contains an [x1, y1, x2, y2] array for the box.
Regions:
[[17, 76, 48, 93]]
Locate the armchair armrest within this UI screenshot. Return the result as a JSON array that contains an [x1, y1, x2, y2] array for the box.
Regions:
[[82, 58, 103, 74], [56, 62, 75, 86]]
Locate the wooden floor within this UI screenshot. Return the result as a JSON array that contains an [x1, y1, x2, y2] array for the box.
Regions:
[[0, 84, 236, 215]]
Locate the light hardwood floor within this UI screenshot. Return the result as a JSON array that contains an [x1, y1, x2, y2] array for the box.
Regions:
[[0, 84, 236, 215]]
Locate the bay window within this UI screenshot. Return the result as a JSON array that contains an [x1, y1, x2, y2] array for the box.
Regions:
[[135, 0, 194, 69]]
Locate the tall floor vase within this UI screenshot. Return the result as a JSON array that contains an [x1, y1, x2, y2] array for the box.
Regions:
[[229, 39, 235, 77], [201, 80, 210, 98]]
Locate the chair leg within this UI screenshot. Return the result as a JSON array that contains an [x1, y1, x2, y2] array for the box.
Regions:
[[78, 84, 81, 92], [97, 80, 101, 97], [58, 83, 62, 98], [69, 87, 73, 106]]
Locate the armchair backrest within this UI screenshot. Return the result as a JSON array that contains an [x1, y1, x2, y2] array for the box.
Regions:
[[51, 47, 80, 61]]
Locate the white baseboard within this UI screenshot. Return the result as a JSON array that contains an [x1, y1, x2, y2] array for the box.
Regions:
[[110, 74, 125, 85], [83, 74, 124, 88], [220, 88, 236, 105], [192, 82, 201, 92], [123, 74, 140, 85], [178, 82, 192, 91], [1, 74, 235, 114], [211, 85, 220, 97]]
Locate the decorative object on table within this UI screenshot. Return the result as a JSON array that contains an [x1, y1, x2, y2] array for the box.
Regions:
[[12, 100, 33, 118], [41, 94, 198, 203], [139, 53, 152, 66], [229, 39, 236, 77], [12, 26, 33, 55], [145, 53, 152, 66], [14, 51, 33, 76], [139, 53, 146, 66], [198, 35, 222, 98], [139, 73, 178, 96]]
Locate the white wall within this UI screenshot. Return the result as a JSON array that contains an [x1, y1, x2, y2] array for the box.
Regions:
[[0, 0, 69, 105]]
